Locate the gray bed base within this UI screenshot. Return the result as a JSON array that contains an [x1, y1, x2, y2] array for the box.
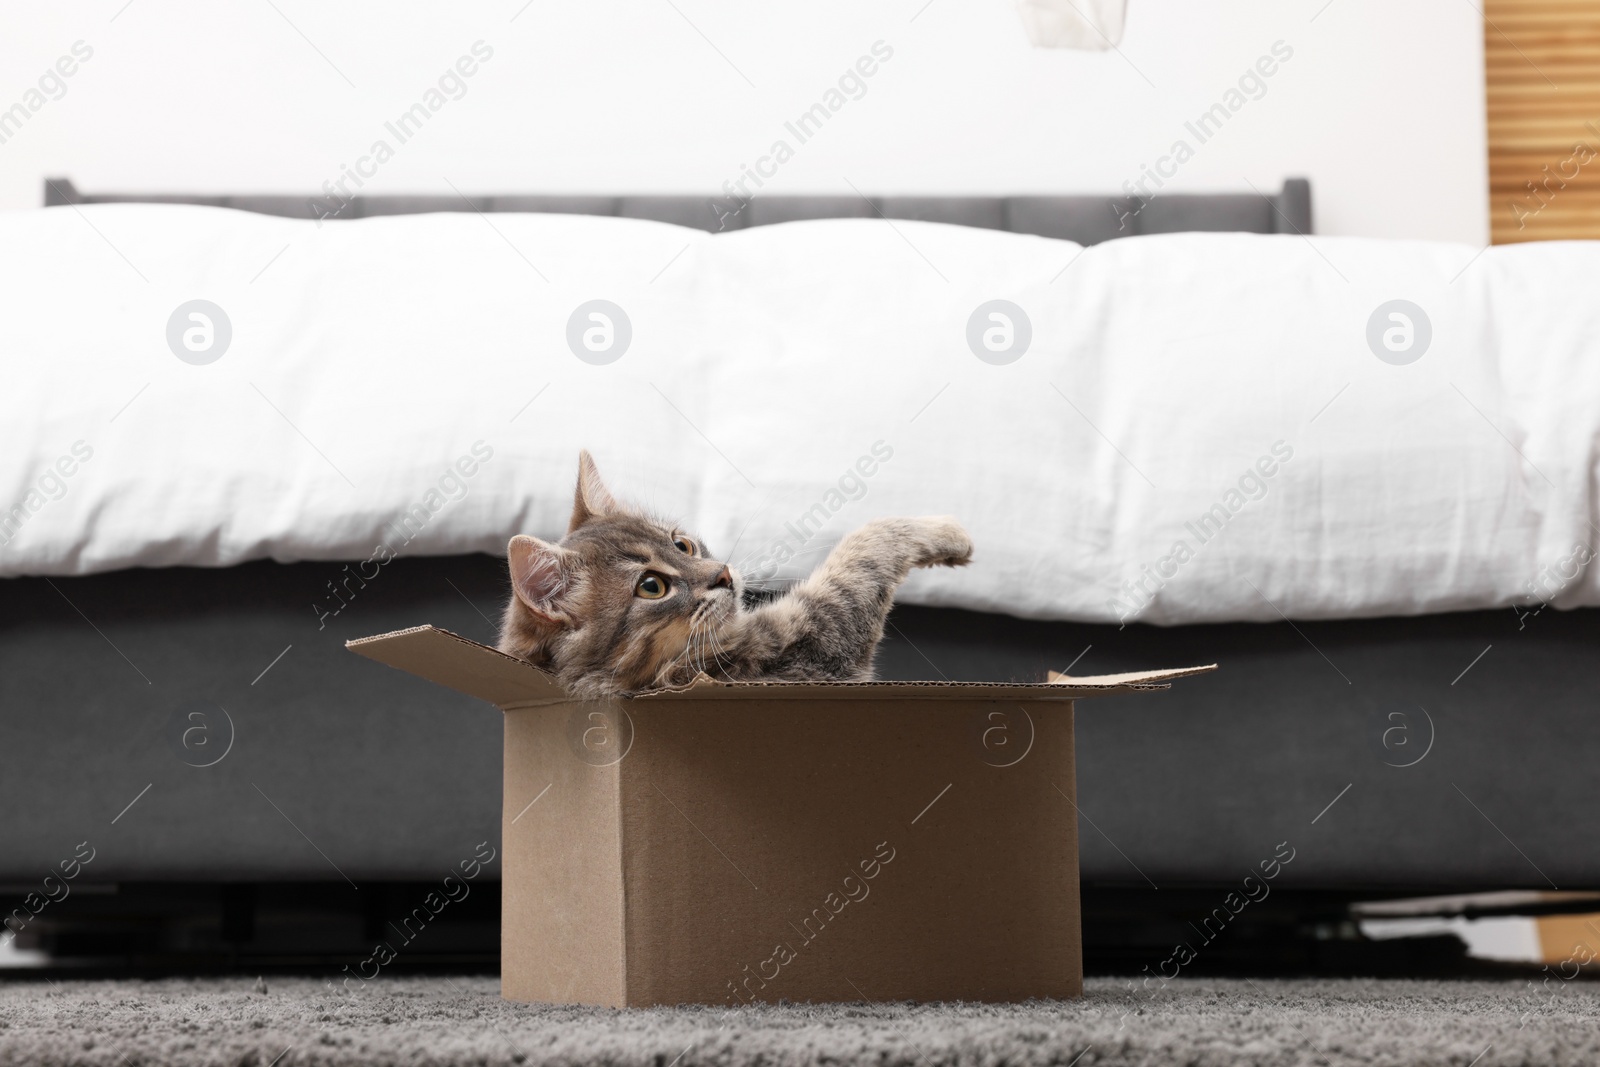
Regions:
[[4, 554, 1594, 893]]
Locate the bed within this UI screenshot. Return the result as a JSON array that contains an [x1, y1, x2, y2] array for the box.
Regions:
[[6, 177, 1597, 967]]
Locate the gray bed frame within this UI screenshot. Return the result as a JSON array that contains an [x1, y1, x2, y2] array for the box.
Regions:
[[42, 176, 1313, 242], [10, 176, 1594, 972]]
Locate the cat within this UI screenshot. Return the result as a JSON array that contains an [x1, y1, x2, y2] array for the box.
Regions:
[[497, 451, 973, 698]]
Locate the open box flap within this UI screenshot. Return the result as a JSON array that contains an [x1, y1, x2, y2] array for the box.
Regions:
[[1048, 665, 1218, 687], [347, 625, 570, 707], [348, 625, 1216, 707]]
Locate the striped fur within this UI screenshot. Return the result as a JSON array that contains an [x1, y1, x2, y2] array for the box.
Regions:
[[499, 452, 972, 697]]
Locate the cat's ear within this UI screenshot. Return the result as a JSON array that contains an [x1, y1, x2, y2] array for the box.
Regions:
[[568, 450, 618, 533], [507, 535, 578, 627]]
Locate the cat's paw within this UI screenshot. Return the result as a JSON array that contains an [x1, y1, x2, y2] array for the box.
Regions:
[[913, 516, 974, 568]]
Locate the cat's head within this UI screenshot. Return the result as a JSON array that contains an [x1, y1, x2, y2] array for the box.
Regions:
[[499, 451, 743, 697]]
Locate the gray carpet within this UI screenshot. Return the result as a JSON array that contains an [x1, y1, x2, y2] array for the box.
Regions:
[[1, 975, 1597, 1067]]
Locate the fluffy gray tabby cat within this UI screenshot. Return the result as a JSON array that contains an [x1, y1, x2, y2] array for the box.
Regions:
[[498, 452, 973, 698]]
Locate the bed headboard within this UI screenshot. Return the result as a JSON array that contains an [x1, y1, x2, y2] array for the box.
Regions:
[[43, 177, 1311, 245]]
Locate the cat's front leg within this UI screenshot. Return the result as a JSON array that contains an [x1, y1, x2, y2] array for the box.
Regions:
[[789, 515, 973, 641], [711, 516, 973, 682]]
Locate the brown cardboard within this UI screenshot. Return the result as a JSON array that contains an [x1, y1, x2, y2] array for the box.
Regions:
[[348, 624, 1214, 1007]]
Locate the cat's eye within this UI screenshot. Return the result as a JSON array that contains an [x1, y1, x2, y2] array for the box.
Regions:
[[673, 537, 696, 556], [635, 573, 670, 599]]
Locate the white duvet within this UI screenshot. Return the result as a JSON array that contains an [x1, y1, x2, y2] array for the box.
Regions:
[[3, 204, 1598, 625]]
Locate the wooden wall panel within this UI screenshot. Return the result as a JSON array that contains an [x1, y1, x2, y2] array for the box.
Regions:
[[1486, 0, 1600, 242]]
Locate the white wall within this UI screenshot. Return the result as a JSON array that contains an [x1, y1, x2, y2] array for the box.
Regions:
[[0, 0, 1487, 243]]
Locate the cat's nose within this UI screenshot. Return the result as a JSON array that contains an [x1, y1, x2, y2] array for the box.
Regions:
[[709, 565, 733, 590]]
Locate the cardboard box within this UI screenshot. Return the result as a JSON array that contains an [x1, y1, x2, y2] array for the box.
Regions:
[[349, 624, 1213, 1007]]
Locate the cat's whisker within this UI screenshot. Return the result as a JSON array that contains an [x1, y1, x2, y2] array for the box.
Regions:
[[695, 624, 713, 677], [668, 612, 712, 683], [709, 627, 734, 679], [704, 606, 735, 678], [697, 615, 724, 672], [684, 618, 708, 673], [690, 614, 715, 678]]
